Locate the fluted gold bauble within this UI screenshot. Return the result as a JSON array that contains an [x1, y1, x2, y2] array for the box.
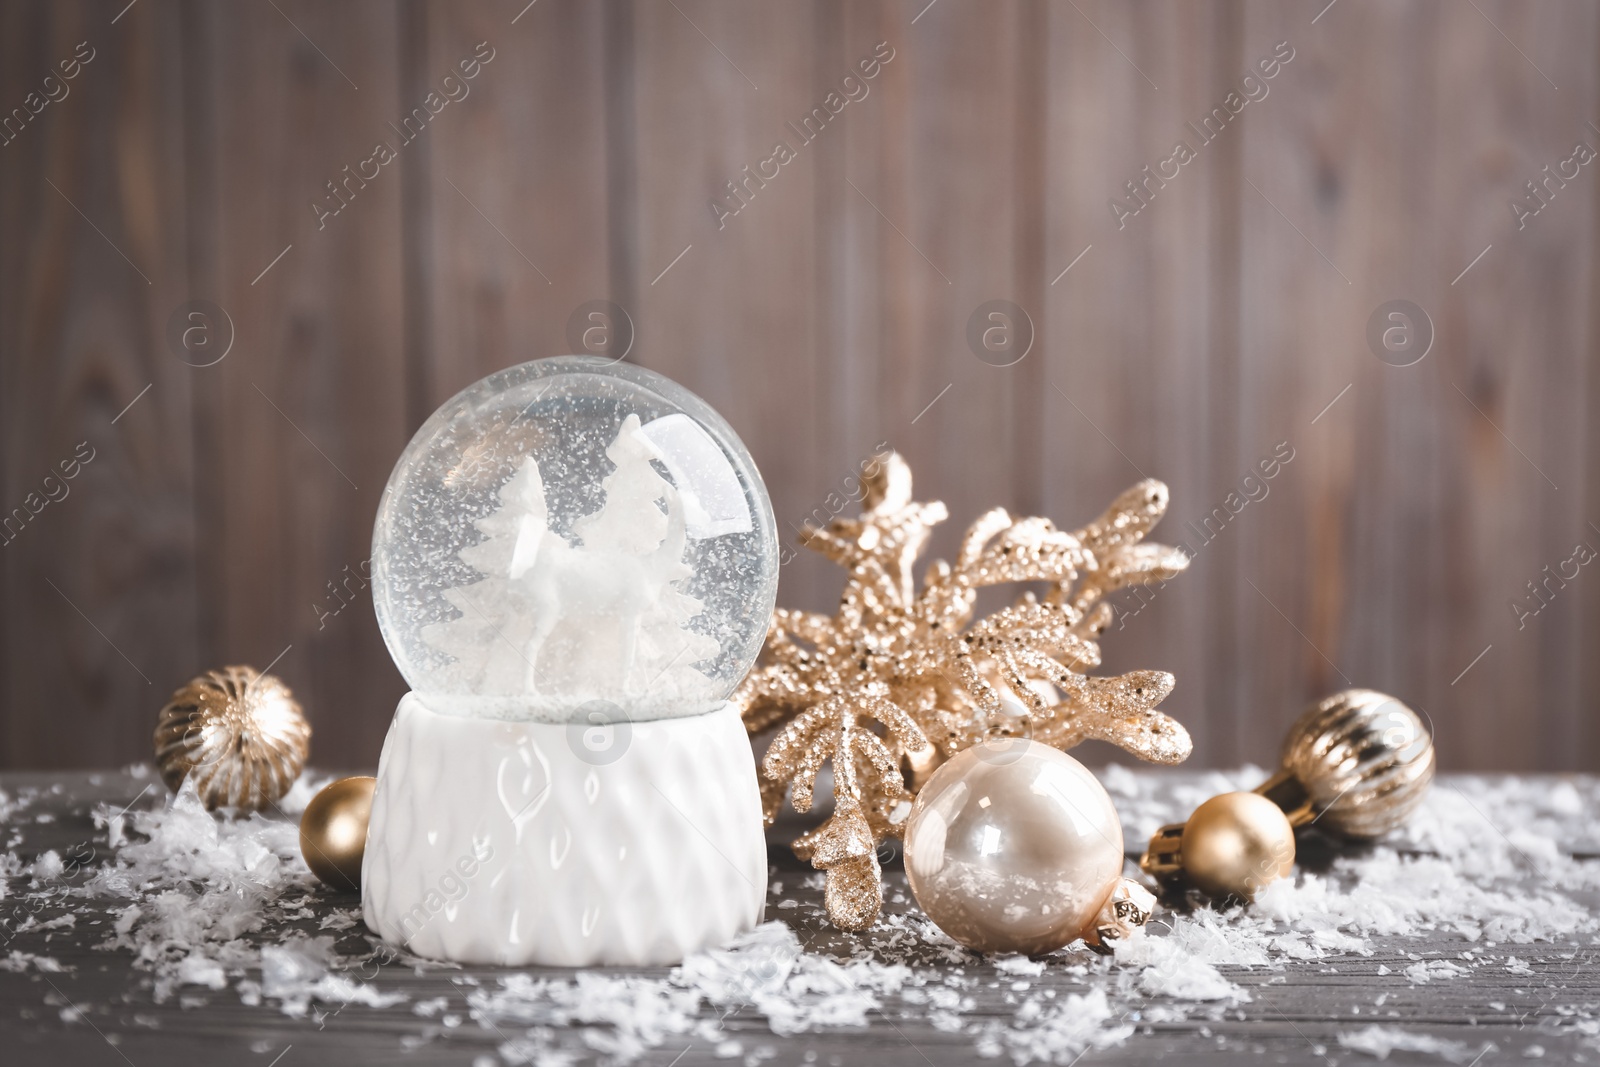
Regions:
[[904, 739, 1143, 955], [1141, 690, 1432, 901], [300, 776, 375, 891], [153, 665, 311, 812], [1261, 689, 1435, 839], [1143, 791, 1295, 900]]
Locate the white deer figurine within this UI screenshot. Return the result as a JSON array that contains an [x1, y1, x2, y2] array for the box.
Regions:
[[505, 415, 696, 697]]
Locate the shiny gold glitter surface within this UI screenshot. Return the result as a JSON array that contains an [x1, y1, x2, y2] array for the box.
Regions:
[[735, 453, 1193, 930], [153, 665, 311, 812]]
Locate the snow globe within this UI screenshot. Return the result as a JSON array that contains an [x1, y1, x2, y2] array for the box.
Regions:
[[362, 356, 778, 966]]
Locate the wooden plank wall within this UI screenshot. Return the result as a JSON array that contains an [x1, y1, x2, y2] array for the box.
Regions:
[[2, 0, 1596, 773]]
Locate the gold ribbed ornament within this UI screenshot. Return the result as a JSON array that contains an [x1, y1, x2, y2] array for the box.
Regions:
[[1141, 688, 1434, 900], [1260, 688, 1435, 839], [153, 665, 311, 812]]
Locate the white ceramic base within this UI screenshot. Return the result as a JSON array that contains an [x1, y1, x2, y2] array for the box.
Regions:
[[362, 694, 767, 966]]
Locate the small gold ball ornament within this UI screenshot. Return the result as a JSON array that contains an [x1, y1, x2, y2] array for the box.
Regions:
[[1142, 689, 1432, 901], [153, 665, 311, 811], [299, 776, 375, 891], [1175, 792, 1295, 899]]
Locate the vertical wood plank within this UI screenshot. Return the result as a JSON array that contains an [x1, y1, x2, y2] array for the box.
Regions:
[[1037, 0, 1245, 765], [627, 0, 825, 612], [2, 0, 1598, 773], [0, 0, 200, 767], [868, 0, 1034, 577], [1445, 0, 1599, 770], [417, 0, 612, 407], [198, 0, 408, 768], [1232, 1, 1378, 767], [807, 0, 901, 613], [1586, 8, 1600, 773], [1237, 0, 1599, 770], [808, 0, 1042, 621]]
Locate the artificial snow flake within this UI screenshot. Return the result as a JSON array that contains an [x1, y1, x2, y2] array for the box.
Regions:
[[735, 452, 1193, 930], [1336, 1025, 1489, 1063]]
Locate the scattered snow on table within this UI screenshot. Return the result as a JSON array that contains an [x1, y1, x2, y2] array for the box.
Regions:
[[1337, 1024, 1489, 1063], [2, 767, 1598, 1064]]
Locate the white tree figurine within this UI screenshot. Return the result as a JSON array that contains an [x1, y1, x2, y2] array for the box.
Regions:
[[422, 414, 721, 708]]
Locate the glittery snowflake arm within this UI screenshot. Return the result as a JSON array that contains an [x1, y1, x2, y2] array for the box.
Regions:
[[1039, 671, 1191, 764], [791, 791, 883, 931], [958, 508, 1015, 568], [733, 609, 841, 733], [735, 668, 812, 734], [733, 452, 1196, 931], [1076, 479, 1173, 555], [948, 514, 1093, 590], [769, 607, 837, 647], [934, 481, 1192, 764], [953, 601, 1103, 712], [759, 693, 920, 931], [791, 522, 866, 569], [1065, 479, 1191, 615], [1069, 542, 1191, 617], [1098, 543, 1191, 586], [859, 448, 913, 509], [761, 695, 923, 814]]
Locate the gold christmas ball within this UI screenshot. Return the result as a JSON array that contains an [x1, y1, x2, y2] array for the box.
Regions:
[[300, 776, 375, 891], [1180, 792, 1295, 900], [153, 665, 311, 812], [1278, 689, 1434, 839]]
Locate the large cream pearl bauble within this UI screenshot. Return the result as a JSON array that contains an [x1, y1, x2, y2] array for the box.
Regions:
[[904, 738, 1126, 955]]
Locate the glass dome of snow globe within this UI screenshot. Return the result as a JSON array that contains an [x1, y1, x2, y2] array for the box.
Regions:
[[371, 356, 779, 723]]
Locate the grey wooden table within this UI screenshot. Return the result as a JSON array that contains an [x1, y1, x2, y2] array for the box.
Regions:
[[3, 769, 1597, 1067]]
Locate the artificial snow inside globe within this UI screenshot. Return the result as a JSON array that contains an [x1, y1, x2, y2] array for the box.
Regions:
[[363, 357, 778, 966]]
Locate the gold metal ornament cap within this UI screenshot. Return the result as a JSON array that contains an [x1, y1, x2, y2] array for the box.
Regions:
[[1276, 688, 1435, 839], [300, 776, 376, 891], [153, 665, 311, 812], [1081, 877, 1157, 954]]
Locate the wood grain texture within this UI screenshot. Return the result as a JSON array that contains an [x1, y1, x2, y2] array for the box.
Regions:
[[1038, 1, 1247, 768], [195, 0, 410, 769], [1, 0, 1597, 772], [1235, 0, 1600, 772], [630, 0, 824, 584], [0, 0, 200, 767]]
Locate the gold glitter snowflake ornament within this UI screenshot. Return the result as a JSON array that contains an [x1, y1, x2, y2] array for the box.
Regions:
[[734, 453, 1193, 930]]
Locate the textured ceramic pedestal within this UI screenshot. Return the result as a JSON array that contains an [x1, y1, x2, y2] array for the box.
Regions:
[[362, 694, 767, 966]]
